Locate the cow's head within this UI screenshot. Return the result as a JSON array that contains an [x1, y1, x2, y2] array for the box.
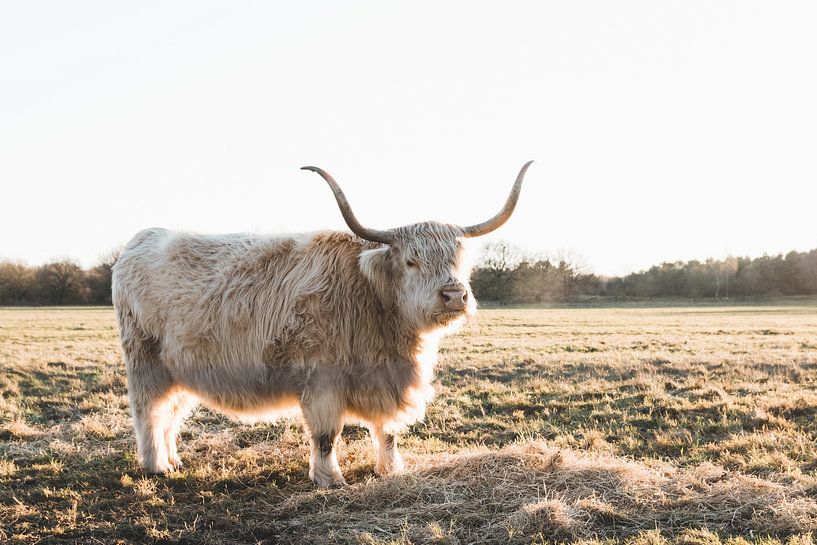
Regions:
[[302, 162, 532, 331]]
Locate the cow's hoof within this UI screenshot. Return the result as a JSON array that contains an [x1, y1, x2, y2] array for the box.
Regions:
[[168, 457, 184, 471], [144, 465, 173, 476], [375, 456, 405, 478], [313, 476, 347, 488], [143, 457, 183, 476], [374, 465, 404, 478]]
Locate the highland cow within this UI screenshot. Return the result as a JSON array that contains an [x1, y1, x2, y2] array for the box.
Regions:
[[112, 162, 532, 485]]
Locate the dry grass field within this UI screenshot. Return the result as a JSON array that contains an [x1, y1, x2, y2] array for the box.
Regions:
[[2, 303, 817, 544]]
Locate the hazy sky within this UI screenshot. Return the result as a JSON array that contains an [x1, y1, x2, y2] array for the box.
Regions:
[[2, 2, 815, 276]]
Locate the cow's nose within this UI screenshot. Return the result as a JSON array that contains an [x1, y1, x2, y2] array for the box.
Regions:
[[441, 286, 468, 310]]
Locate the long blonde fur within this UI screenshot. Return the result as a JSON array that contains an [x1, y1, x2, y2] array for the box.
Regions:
[[113, 223, 477, 485]]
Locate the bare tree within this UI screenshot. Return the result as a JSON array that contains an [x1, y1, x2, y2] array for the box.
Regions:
[[471, 241, 526, 304], [480, 240, 524, 271], [36, 259, 88, 305], [86, 248, 121, 305], [553, 248, 589, 300], [710, 255, 738, 300], [0, 261, 35, 304]]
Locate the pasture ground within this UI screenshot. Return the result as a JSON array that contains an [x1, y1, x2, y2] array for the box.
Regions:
[[1, 303, 817, 544]]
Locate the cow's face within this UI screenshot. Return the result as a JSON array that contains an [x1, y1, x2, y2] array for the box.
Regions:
[[360, 223, 477, 331]]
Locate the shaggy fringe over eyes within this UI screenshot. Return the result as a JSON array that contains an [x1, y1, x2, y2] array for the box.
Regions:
[[391, 223, 465, 273]]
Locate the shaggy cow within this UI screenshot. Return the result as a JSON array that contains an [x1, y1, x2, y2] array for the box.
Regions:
[[112, 161, 532, 485]]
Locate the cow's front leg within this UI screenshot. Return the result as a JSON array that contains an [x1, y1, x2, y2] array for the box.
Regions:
[[301, 396, 346, 487], [308, 428, 345, 486], [370, 425, 405, 477]]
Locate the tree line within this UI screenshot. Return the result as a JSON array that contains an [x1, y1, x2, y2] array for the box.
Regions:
[[471, 243, 817, 303], [600, 250, 817, 299], [0, 252, 118, 306], [1, 244, 815, 306]]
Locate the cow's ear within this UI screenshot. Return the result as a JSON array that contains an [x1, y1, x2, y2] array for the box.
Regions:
[[359, 247, 394, 302]]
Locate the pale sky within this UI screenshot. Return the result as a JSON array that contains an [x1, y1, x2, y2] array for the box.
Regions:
[[1, 2, 815, 276]]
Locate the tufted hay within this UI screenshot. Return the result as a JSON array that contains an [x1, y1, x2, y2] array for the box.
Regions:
[[252, 441, 817, 544]]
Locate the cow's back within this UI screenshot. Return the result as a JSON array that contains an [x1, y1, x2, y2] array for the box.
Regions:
[[112, 227, 381, 375], [114, 228, 315, 364]]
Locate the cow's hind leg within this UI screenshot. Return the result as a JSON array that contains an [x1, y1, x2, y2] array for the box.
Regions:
[[300, 393, 346, 487], [369, 423, 405, 477], [164, 391, 198, 470], [127, 361, 180, 474], [118, 307, 180, 474]]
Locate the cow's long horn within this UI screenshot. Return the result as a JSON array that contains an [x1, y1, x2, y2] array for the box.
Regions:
[[301, 166, 395, 244], [461, 161, 533, 238]]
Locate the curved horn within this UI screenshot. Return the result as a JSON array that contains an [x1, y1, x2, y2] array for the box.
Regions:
[[301, 166, 395, 244], [462, 160, 533, 238]]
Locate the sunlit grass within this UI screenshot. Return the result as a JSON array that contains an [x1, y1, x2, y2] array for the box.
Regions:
[[1, 303, 816, 543]]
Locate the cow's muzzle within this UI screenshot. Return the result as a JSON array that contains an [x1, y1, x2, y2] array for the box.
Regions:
[[441, 284, 468, 311]]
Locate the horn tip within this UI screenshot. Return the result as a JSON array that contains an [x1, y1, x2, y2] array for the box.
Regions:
[[516, 160, 534, 181], [301, 166, 318, 172]]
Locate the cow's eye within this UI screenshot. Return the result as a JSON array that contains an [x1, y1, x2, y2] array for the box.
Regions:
[[406, 259, 417, 268]]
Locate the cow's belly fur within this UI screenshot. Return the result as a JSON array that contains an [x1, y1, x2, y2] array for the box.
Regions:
[[161, 350, 434, 433]]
